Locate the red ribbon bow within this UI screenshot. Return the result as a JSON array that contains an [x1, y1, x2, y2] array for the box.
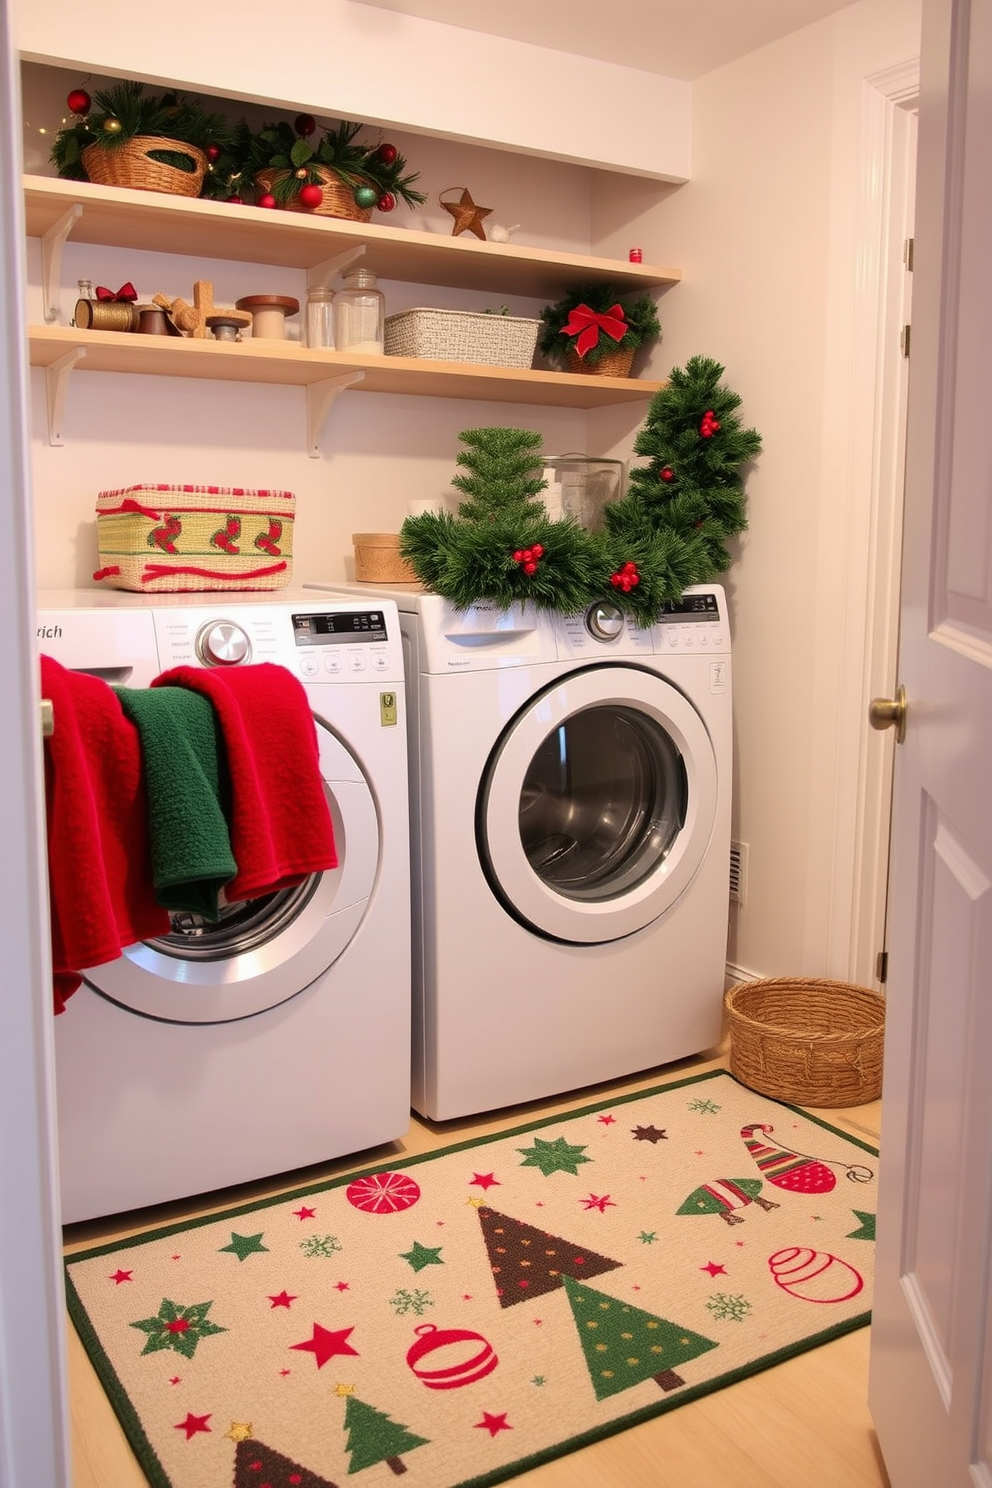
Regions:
[[561, 302, 628, 358], [95, 282, 138, 303]]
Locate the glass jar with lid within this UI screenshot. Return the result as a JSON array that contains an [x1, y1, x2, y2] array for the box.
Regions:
[[304, 285, 335, 349], [335, 267, 384, 355]]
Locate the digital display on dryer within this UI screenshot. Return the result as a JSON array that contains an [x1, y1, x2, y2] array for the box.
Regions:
[[292, 611, 388, 645], [657, 594, 720, 622]]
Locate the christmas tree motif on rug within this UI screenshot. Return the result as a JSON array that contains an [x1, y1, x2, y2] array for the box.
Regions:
[[232, 1430, 340, 1488], [676, 1177, 780, 1226], [562, 1274, 718, 1398], [740, 1123, 875, 1193], [339, 1387, 429, 1474], [475, 1204, 622, 1307]]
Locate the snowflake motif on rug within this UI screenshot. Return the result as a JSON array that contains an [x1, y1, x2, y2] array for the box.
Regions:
[[391, 1288, 434, 1317], [688, 1098, 721, 1115], [300, 1234, 342, 1258], [706, 1292, 753, 1323]]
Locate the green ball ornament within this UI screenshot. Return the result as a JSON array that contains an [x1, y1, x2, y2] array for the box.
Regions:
[[353, 184, 377, 209], [102, 117, 123, 135]]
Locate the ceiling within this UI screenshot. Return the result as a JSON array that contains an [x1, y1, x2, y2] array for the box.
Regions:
[[347, 0, 859, 80]]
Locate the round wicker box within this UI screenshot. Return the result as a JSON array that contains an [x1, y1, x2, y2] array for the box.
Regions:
[[565, 345, 635, 378], [254, 167, 373, 221], [81, 137, 208, 198], [352, 533, 417, 584], [724, 978, 885, 1108]]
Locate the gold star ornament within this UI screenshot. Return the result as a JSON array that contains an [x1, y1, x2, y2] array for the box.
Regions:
[[441, 187, 492, 240], [225, 1422, 253, 1441]]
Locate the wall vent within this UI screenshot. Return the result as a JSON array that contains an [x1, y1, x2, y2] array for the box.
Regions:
[[729, 840, 748, 905]]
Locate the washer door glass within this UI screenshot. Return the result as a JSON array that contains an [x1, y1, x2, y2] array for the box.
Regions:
[[479, 665, 718, 943], [81, 720, 378, 1023]]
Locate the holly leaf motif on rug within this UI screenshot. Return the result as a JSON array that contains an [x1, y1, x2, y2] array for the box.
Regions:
[[129, 1298, 226, 1358], [517, 1136, 591, 1176]]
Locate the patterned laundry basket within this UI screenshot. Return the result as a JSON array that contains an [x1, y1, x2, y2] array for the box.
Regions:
[[93, 484, 295, 592]]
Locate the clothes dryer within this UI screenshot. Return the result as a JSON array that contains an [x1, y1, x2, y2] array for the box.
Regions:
[[306, 581, 732, 1120], [36, 591, 410, 1221]]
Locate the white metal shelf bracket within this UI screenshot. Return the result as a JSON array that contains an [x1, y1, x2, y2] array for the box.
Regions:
[[41, 204, 83, 323], [45, 348, 86, 446], [306, 371, 365, 456], [306, 244, 367, 291]]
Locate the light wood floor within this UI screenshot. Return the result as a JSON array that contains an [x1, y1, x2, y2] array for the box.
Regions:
[[63, 1046, 889, 1488]]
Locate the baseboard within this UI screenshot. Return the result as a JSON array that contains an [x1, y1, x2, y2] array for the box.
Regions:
[[725, 961, 762, 990]]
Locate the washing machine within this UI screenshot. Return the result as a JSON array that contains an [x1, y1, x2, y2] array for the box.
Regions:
[[36, 590, 411, 1222], [306, 580, 732, 1121]]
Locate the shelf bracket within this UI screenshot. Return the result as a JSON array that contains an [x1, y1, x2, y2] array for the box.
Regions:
[[41, 203, 83, 323], [307, 244, 367, 291], [45, 348, 86, 446], [306, 371, 365, 456]]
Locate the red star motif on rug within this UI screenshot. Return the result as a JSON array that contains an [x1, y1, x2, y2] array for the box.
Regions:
[[701, 1261, 727, 1277], [293, 1206, 316, 1220], [597, 1114, 617, 1126], [289, 1323, 358, 1368], [109, 1270, 133, 1284], [334, 1281, 350, 1292], [474, 1411, 512, 1437], [268, 1291, 297, 1308], [174, 1412, 211, 1440], [580, 1194, 616, 1212], [470, 1173, 501, 1190]]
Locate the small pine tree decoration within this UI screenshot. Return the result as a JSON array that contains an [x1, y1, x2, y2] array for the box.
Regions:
[[399, 362, 761, 624]]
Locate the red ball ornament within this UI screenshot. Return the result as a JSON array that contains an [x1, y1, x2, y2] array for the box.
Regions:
[[512, 550, 524, 563], [376, 192, 396, 212], [66, 88, 91, 115], [256, 193, 278, 210], [375, 142, 398, 166], [228, 195, 244, 204], [531, 543, 544, 559], [294, 113, 317, 136], [298, 183, 323, 209], [523, 561, 538, 576], [660, 466, 675, 482]]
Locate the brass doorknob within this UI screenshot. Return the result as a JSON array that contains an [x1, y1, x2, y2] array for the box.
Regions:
[[868, 684, 907, 744]]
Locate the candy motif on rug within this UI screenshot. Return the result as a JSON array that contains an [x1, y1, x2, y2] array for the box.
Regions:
[[740, 1123, 875, 1192], [677, 1178, 780, 1226], [768, 1247, 865, 1304]]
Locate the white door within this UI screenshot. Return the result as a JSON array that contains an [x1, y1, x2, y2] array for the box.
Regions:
[[868, 0, 992, 1481]]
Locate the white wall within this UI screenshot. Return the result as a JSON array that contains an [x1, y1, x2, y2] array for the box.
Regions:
[[592, 0, 922, 980]]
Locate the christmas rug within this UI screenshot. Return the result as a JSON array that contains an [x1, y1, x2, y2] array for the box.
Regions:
[[64, 1069, 878, 1488]]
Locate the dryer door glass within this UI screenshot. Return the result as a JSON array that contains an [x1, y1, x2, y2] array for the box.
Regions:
[[520, 705, 687, 900], [479, 664, 718, 944]]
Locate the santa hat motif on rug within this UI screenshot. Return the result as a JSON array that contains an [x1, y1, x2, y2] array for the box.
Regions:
[[740, 1123, 874, 1194]]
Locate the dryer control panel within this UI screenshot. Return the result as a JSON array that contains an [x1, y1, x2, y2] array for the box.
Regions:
[[655, 589, 727, 653]]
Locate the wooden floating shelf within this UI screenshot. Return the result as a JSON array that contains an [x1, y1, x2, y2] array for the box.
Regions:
[[23, 175, 681, 300]]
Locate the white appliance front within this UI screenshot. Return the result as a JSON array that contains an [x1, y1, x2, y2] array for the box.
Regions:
[[306, 581, 732, 1122], [37, 591, 411, 1221]]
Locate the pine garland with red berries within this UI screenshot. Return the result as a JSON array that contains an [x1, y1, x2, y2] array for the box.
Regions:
[[399, 357, 761, 623]]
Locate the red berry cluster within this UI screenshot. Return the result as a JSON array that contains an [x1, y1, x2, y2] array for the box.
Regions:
[[512, 543, 544, 576], [610, 561, 640, 593], [699, 408, 721, 438]]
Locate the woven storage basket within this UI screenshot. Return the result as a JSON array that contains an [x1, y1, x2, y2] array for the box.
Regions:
[[254, 167, 374, 221], [80, 137, 208, 198], [352, 533, 417, 584], [565, 344, 636, 378], [724, 978, 885, 1108], [384, 308, 541, 368], [93, 484, 295, 592]]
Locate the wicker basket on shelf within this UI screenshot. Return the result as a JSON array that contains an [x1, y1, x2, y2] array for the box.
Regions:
[[384, 308, 540, 368], [80, 137, 208, 197], [352, 533, 417, 584], [565, 344, 635, 378], [254, 167, 374, 221], [724, 977, 885, 1108]]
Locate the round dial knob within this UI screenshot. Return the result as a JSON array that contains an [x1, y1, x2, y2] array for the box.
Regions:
[[196, 620, 251, 667], [585, 602, 625, 642]]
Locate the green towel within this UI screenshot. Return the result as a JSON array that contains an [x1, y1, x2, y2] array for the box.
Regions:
[[115, 685, 237, 922]]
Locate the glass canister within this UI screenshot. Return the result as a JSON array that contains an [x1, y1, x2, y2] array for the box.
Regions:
[[304, 285, 335, 349], [543, 454, 626, 533], [335, 267, 384, 355]]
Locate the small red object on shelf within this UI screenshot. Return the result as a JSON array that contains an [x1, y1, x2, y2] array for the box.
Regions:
[[628, 247, 643, 263]]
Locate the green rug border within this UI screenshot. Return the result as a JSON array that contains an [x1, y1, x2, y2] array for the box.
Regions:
[[64, 1067, 878, 1488]]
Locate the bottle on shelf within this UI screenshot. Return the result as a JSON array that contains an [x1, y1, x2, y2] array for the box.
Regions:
[[304, 284, 335, 349], [335, 267, 384, 355]]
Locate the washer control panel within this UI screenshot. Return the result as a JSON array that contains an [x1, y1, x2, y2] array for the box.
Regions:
[[656, 591, 726, 652]]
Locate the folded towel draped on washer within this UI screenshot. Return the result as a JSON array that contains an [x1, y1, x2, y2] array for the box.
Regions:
[[41, 657, 338, 1013]]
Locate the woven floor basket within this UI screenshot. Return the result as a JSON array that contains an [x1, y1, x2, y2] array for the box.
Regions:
[[724, 978, 885, 1108], [254, 167, 374, 221], [81, 137, 208, 197], [565, 344, 635, 378], [384, 308, 540, 368]]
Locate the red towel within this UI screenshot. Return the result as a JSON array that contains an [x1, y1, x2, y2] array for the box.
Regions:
[[152, 663, 338, 901], [40, 656, 172, 1013]]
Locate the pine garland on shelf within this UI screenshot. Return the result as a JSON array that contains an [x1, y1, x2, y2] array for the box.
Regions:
[[399, 356, 762, 624]]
